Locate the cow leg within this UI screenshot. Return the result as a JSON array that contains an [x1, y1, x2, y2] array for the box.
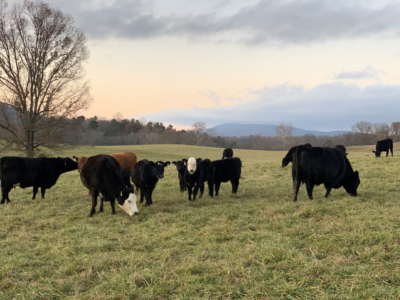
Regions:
[[187, 185, 193, 201], [40, 187, 46, 199], [89, 191, 98, 217], [231, 178, 239, 194], [324, 184, 332, 198], [293, 179, 301, 202], [145, 188, 151, 206], [386, 150, 389, 157], [1, 184, 12, 204], [193, 184, 199, 200], [199, 182, 204, 198], [110, 198, 116, 215], [139, 188, 144, 204], [215, 181, 221, 196], [306, 181, 314, 200], [99, 197, 104, 212], [208, 181, 214, 198], [32, 186, 38, 200]]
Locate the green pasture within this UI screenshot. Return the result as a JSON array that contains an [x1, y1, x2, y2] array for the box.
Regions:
[[0, 144, 399, 299]]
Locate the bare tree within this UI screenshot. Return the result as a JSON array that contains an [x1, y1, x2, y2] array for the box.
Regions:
[[352, 121, 373, 134], [276, 123, 293, 137], [192, 121, 207, 133], [0, 0, 90, 156], [372, 122, 390, 137], [391, 122, 400, 138]]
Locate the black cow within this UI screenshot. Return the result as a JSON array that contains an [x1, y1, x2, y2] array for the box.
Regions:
[[290, 147, 360, 201], [335, 145, 347, 155], [132, 160, 170, 206], [282, 143, 312, 167], [0, 156, 77, 204], [79, 154, 132, 216], [172, 159, 187, 192], [208, 157, 242, 197], [373, 138, 393, 157], [222, 148, 234, 159], [184, 158, 211, 200]]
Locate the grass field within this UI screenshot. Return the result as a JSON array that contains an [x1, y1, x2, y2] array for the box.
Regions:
[[0, 144, 399, 299]]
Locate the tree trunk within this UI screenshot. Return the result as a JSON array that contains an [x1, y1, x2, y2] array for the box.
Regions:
[[25, 129, 34, 157]]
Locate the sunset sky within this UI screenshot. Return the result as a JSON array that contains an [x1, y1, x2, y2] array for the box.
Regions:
[[38, 0, 400, 130]]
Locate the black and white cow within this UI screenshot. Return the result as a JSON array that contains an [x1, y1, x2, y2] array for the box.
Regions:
[[208, 157, 242, 197], [0, 156, 77, 204], [131, 160, 170, 206], [172, 159, 187, 192], [222, 148, 234, 159], [79, 154, 134, 216], [373, 138, 393, 157], [290, 146, 360, 201], [184, 157, 211, 200]]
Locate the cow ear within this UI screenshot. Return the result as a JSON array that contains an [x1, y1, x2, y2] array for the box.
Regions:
[[165, 161, 170, 166], [72, 156, 78, 162], [372, 151, 376, 153]]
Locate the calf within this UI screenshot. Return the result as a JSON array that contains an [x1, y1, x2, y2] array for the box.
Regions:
[[373, 138, 393, 157], [208, 157, 242, 197], [79, 154, 133, 216], [131, 160, 170, 206], [0, 157, 77, 204], [172, 159, 187, 192], [184, 158, 211, 200], [291, 147, 360, 201], [282, 143, 312, 167], [222, 148, 234, 159]]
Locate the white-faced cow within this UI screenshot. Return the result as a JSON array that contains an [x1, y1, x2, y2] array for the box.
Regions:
[[79, 154, 134, 217], [287, 146, 360, 201], [131, 160, 170, 206], [0, 157, 77, 204], [373, 138, 393, 157], [184, 157, 211, 200]]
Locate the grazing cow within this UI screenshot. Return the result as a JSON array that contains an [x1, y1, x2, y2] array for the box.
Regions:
[[172, 159, 187, 192], [282, 143, 312, 167], [184, 158, 211, 200], [373, 138, 393, 157], [79, 154, 133, 216], [0, 156, 77, 204], [208, 157, 242, 197], [291, 147, 360, 201], [222, 148, 234, 159], [131, 160, 170, 206]]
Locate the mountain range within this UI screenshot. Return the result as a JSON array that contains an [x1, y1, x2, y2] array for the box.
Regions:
[[207, 123, 348, 137]]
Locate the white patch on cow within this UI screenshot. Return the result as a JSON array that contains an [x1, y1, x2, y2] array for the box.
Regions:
[[187, 157, 197, 174], [118, 193, 139, 216]]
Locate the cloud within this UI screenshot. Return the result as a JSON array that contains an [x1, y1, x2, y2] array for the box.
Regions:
[[139, 82, 400, 131], [334, 67, 381, 80], [47, 0, 400, 44]]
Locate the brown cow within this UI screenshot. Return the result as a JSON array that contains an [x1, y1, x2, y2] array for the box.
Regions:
[[73, 152, 137, 174]]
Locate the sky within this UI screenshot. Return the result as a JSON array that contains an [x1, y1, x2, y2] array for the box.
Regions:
[[23, 0, 400, 130]]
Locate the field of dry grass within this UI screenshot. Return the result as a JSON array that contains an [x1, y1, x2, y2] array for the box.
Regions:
[[0, 143, 399, 299]]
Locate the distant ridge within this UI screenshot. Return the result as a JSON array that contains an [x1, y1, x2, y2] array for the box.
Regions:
[[207, 123, 348, 137]]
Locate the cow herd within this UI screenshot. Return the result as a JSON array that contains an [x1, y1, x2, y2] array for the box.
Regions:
[[0, 138, 395, 217]]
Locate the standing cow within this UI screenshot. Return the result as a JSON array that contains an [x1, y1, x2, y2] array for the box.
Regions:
[[0, 157, 77, 204], [132, 160, 170, 206], [289, 146, 360, 201], [79, 154, 133, 216], [172, 159, 187, 192], [208, 157, 242, 197], [373, 138, 393, 157], [184, 157, 211, 200]]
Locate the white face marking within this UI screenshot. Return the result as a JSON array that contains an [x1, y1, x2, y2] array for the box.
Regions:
[[187, 157, 197, 174], [118, 193, 139, 216]]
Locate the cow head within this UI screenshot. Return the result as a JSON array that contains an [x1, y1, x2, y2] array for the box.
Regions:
[[372, 150, 381, 157], [119, 193, 139, 216], [154, 161, 170, 179], [62, 157, 78, 171], [187, 157, 197, 174], [343, 171, 360, 197], [117, 184, 132, 205]]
